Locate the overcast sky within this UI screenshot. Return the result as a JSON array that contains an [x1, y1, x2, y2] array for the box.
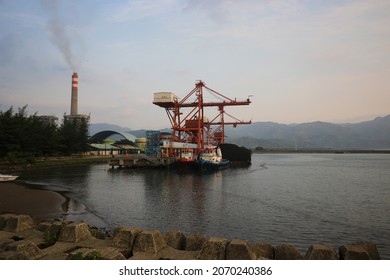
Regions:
[[1, 0, 389, 129]]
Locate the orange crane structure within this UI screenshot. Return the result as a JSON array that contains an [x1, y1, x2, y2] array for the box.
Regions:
[[153, 80, 252, 153]]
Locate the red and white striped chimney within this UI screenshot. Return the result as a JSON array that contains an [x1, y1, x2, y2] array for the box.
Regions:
[[71, 72, 78, 116]]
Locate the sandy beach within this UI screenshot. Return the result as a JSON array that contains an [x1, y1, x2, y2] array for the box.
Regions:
[[0, 182, 66, 219]]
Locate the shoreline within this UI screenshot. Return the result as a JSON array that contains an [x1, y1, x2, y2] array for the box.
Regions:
[[0, 181, 110, 230], [0, 155, 110, 173], [2, 150, 390, 173], [0, 182, 66, 220]]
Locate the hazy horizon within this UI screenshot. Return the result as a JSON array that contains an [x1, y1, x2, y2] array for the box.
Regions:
[[1, 0, 389, 129]]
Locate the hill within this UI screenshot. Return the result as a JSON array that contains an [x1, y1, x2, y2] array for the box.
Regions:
[[90, 115, 390, 150], [226, 115, 390, 149]]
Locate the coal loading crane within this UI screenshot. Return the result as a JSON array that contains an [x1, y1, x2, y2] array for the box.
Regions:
[[153, 80, 251, 154]]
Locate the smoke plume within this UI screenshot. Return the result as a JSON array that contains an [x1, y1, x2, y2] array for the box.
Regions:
[[41, 0, 79, 71]]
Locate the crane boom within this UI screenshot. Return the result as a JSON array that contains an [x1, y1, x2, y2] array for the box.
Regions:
[[154, 80, 252, 149]]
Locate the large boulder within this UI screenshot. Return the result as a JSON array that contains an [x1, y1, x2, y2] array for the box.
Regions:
[[251, 243, 275, 259], [58, 222, 92, 243], [305, 244, 337, 260], [110, 227, 142, 250], [197, 237, 229, 260], [133, 230, 167, 254], [163, 230, 186, 250], [226, 239, 256, 260], [275, 244, 304, 260]]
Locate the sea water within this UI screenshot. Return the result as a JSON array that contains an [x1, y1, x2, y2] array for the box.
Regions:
[[20, 153, 390, 259]]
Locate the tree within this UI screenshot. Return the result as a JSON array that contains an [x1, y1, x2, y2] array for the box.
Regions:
[[0, 105, 90, 159], [58, 116, 89, 155]]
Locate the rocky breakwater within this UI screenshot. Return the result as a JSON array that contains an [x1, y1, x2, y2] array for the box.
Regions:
[[0, 214, 381, 260]]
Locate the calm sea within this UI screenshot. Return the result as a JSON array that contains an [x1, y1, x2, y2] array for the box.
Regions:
[[20, 153, 390, 259]]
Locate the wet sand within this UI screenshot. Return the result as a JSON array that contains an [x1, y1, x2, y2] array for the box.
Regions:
[[0, 182, 66, 219]]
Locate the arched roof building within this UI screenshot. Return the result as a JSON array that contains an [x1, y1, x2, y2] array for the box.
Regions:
[[89, 130, 137, 144]]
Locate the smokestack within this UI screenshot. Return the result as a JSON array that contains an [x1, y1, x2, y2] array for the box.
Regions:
[[71, 72, 78, 115]]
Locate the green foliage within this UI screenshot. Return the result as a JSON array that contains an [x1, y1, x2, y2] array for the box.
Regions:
[[0, 105, 90, 160], [58, 117, 89, 155]]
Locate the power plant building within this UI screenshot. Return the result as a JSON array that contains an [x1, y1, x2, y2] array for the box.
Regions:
[[38, 115, 59, 126]]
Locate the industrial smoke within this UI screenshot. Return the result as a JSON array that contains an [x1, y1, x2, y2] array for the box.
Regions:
[[41, 0, 81, 71]]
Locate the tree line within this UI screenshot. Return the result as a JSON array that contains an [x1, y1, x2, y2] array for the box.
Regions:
[[0, 106, 89, 161]]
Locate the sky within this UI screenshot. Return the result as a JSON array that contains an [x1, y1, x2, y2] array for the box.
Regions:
[[1, 0, 389, 130]]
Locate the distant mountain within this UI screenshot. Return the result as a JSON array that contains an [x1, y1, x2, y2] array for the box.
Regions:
[[90, 115, 390, 150], [225, 115, 390, 149]]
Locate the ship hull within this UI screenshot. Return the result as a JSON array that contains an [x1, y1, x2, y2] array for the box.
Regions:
[[197, 159, 230, 171]]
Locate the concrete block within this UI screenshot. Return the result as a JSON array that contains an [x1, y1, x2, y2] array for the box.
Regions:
[[185, 234, 207, 251], [133, 230, 167, 254], [197, 237, 229, 260], [275, 244, 304, 260], [0, 214, 14, 230], [0, 251, 24, 260], [6, 240, 42, 260], [163, 230, 186, 250], [45, 222, 64, 243], [226, 239, 256, 260], [36, 221, 52, 232], [339, 244, 371, 260], [67, 248, 100, 260], [305, 244, 337, 260], [158, 246, 200, 260], [251, 243, 275, 259], [0, 214, 35, 232], [110, 227, 142, 249], [97, 247, 126, 260], [58, 222, 92, 243], [353, 241, 380, 260]]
